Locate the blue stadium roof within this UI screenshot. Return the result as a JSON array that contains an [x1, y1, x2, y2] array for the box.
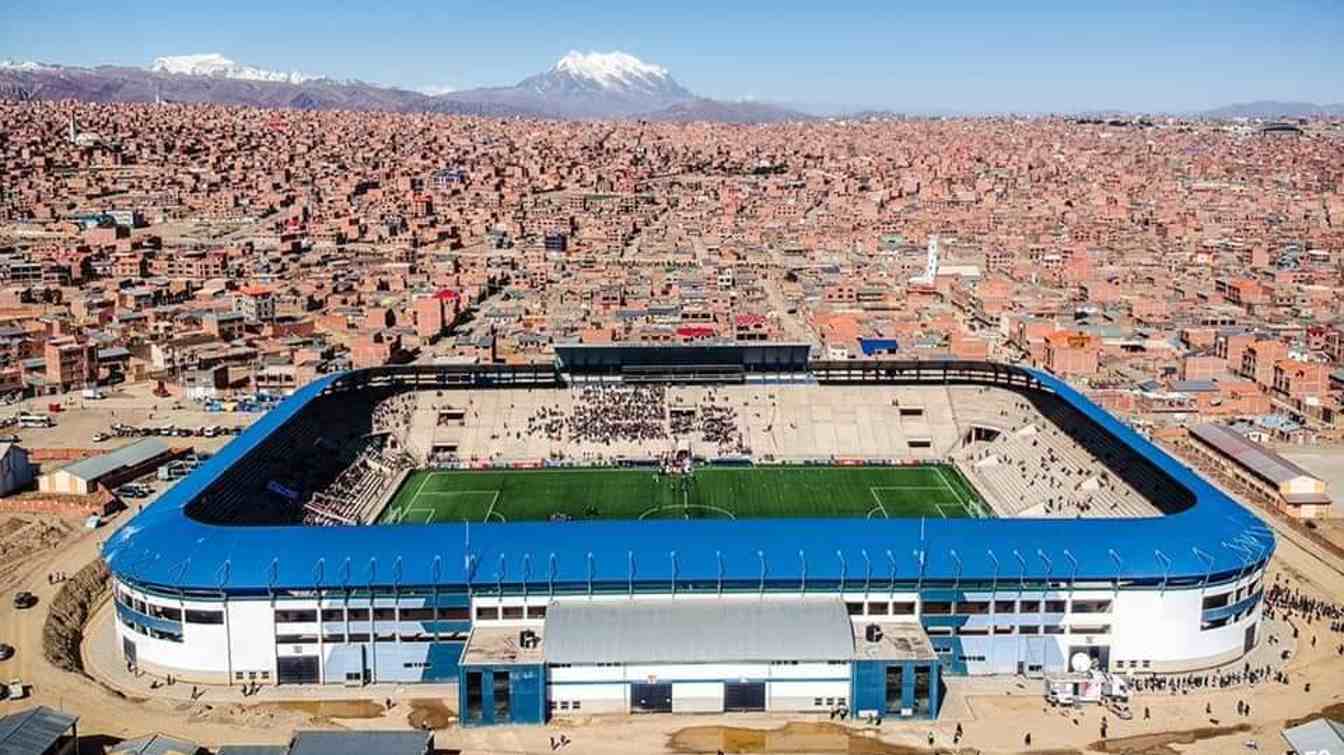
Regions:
[[103, 367, 1274, 593]]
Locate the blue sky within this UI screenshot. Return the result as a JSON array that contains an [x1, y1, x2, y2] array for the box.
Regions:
[[3, 0, 1341, 112]]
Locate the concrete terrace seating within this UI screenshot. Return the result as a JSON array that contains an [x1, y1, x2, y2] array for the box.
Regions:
[[947, 387, 1167, 519]]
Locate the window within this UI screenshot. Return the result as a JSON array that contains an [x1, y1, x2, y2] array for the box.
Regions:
[[235, 672, 244, 680], [346, 633, 370, 643], [274, 609, 317, 623], [1043, 625, 1065, 635], [1019, 600, 1041, 612], [184, 609, 224, 624], [891, 601, 916, 615], [993, 625, 1015, 635], [501, 605, 525, 620], [814, 697, 824, 706], [571, 701, 581, 711], [1201, 593, 1231, 610], [346, 608, 370, 621], [372, 608, 398, 621], [475, 606, 499, 621], [401, 608, 436, 621], [526, 605, 547, 619], [867, 602, 889, 616], [1141, 660, 1151, 668], [559, 700, 570, 711], [1072, 600, 1112, 614], [275, 634, 318, 644], [466, 672, 483, 720], [323, 634, 346, 643], [1071, 625, 1111, 635], [993, 600, 1016, 613], [1044, 600, 1067, 613], [956, 601, 990, 615], [956, 627, 989, 636], [134, 599, 147, 613], [1019, 625, 1040, 635], [320, 609, 344, 621], [148, 628, 183, 643], [438, 606, 470, 621], [921, 601, 952, 615], [846, 602, 865, 616], [149, 605, 182, 621]]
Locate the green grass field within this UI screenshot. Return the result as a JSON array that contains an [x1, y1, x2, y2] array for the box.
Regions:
[[378, 464, 987, 524]]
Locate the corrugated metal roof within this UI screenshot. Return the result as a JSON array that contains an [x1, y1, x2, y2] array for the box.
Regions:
[[1191, 423, 1317, 486], [60, 438, 169, 482], [0, 706, 78, 755], [1281, 718, 1344, 755], [544, 599, 854, 664], [287, 731, 430, 755], [108, 733, 200, 755]]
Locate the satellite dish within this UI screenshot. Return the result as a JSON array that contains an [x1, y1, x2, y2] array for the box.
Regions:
[[1070, 652, 1092, 673]]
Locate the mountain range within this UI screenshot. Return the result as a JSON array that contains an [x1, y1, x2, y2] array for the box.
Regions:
[[2, 54, 1340, 122], [0, 51, 809, 123]]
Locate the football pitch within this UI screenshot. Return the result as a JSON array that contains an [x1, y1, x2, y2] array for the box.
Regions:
[[378, 464, 988, 524]]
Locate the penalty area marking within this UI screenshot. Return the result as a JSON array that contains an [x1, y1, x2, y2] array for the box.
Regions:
[[638, 504, 736, 520], [481, 490, 503, 523], [866, 487, 892, 519], [933, 466, 988, 519], [933, 502, 961, 519]]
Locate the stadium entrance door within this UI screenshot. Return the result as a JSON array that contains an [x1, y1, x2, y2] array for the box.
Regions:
[[724, 681, 766, 712], [277, 655, 320, 685], [631, 683, 673, 713]]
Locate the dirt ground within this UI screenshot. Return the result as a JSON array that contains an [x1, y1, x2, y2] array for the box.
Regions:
[[1, 491, 1342, 753], [4, 382, 254, 452]]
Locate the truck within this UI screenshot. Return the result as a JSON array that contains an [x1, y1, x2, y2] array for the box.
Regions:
[[1044, 671, 1129, 707]]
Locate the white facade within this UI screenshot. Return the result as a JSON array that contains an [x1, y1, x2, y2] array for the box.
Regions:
[[114, 564, 1268, 689]]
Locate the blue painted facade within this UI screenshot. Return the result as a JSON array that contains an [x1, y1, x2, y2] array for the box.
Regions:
[[458, 665, 546, 726], [850, 660, 942, 718]]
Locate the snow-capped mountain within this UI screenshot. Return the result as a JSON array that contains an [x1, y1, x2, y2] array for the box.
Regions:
[[433, 50, 697, 118], [0, 59, 54, 71], [0, 50, 810, 122], [151, 53, 317, 85], [517, 50, 691, 100]]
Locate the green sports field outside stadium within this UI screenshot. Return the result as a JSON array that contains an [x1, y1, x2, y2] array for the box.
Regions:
[[378, 464, 987, 524]]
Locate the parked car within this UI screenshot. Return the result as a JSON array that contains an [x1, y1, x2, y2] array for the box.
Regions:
[[0, 434, 18, 444], [0, 643, 14, 661], [92, 432, 109, 443], [12, 592, 36, 610]]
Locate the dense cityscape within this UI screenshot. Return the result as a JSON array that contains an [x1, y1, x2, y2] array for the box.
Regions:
[[2, 103, 1341, 420]]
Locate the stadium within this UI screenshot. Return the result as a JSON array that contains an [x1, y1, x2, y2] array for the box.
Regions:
[[102, 346, 1274, 726]]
